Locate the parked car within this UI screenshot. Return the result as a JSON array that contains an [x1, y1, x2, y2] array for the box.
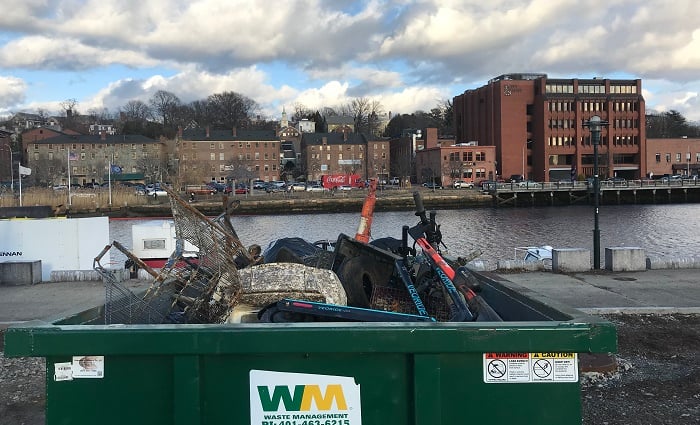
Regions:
[[146, 187, 168, 197], [234, 185, 249, 195], [206, 181, 226, 192], [265, 181, 286, 193], [661, 175, 682, 183], [389, 177, 400, 185], [516, 180, 541, 188], [422, 182, 443, 189], [287, 183, 306, 192], [185, 184, 217, 195], [305, 184, 327, 192], [605, 177, 627, 186], [252, 180, 266, 190], [452, 180, 474, 189]]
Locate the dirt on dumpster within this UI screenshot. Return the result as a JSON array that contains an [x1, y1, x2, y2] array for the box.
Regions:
[[2, 313, 699, 425]]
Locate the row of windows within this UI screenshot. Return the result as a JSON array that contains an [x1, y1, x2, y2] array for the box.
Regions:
[[181, 142, 279, 150], [447, 152, 487, 162], [181, 152, 278, 161], [547, 84, 635, 96], [548, 101, 639, 113], [548, 135, 641, 146], [655, 153, 700, 163], [35, 152, 156, 161], [612, 136, 640, 146], [308, 153, 366, 160], [44, 166, 134, 175], [548, 102, 574, 112], [35, 143, 151, 150], [613, 119, 639, 129], [310, 145, 366, 151], [456, 169, 487, 179], [610, 85, 638, 94], [548, 118, 639, 130], [549, 119, 576, 129]]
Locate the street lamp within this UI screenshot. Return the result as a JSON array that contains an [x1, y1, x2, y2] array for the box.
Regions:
[[583, 115, 609, 269]]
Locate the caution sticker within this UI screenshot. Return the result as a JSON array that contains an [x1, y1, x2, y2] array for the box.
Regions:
[[483, 352, 578, 383]]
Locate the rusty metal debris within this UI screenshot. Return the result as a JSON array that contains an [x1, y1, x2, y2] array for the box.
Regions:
[[94, 180, 491, 325]]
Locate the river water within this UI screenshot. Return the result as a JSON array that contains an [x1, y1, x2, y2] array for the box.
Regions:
[[108, 203, 700, 266]]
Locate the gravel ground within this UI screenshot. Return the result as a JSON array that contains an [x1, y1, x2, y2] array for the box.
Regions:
[[2, 313, 699, 425]]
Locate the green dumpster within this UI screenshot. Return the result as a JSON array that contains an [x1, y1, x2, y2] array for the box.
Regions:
[[4, 272, 616, 425]]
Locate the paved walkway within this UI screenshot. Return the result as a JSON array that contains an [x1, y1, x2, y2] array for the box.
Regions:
[[1, 268, 699, 327]]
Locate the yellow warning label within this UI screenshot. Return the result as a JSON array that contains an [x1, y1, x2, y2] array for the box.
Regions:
[[531, 353, 576, 359]]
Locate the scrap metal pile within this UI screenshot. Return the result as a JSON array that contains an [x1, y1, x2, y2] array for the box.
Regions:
[[95, 181, 499, 325]]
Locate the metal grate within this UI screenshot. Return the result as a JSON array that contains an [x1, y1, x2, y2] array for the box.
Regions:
[[94, 188, 253, 324]]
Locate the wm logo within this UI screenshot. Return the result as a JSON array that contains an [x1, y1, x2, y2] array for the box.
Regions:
[[257, 384, 348, 412]]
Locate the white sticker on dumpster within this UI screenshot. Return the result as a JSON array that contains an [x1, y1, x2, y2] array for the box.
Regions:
[[249, 370, 362, 425], [71, 356, 104, 378], [54, 362, 73, 381], [483, 353, 578, 383]]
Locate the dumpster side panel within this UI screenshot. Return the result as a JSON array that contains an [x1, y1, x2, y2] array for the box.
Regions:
[[437, 353, 582, 424], [46, 355, 174, 425], [201, 353, 412, 425]]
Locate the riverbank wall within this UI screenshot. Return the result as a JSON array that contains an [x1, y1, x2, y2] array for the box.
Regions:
[[66, 190, 494, 218]]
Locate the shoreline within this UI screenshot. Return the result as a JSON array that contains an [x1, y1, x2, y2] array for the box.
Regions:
[[64, 189, 494, 218]]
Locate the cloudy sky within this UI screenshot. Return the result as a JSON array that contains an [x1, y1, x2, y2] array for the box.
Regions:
[[1, 0, 699, 123]]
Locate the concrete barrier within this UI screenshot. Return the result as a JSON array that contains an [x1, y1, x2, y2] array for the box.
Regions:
[[0, 260, 42, 285], [646, 255, 700, 270], [496, 259, 545, 271], [552, 248, 590, 273], [50, 269, 131, 282], [605, 247, 646, 272]]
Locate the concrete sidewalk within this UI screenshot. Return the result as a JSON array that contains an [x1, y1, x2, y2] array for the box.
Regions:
[[1, 268, 699, 327]]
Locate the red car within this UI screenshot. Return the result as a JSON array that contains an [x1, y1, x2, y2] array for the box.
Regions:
[[234, 185, 249, 194]]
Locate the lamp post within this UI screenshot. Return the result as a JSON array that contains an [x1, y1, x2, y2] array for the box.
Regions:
[[584, 115, 609, 269]]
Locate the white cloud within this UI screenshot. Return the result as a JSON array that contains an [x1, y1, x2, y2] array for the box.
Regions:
[[0, 36, 160, 70], [0, 76, 27, 110]]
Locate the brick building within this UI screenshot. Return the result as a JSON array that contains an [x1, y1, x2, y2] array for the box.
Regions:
[[177, 127, 280, 185], [27, 133, 162, 186], [415, 128, 496, 186], [454, 74, 646, 182], [301, 132, 385, 182], [646, 138, 700, 178]]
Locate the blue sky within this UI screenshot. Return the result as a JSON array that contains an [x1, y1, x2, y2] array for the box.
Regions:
[[1, 0, 699, 124]]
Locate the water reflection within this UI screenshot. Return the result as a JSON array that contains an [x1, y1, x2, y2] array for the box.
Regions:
[[110, 204, 700, 266]]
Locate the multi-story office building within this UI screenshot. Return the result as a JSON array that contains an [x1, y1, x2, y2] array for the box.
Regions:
[[454, 74, 646, 182]]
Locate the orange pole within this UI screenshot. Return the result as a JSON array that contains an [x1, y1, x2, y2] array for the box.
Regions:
[[355, 179, 378, 243]]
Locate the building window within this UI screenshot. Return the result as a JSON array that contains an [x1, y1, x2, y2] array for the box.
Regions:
[[219, 143, 224, 149], [80, 152, 86, 160], [475, 152, 485, 161], [48, 152, 53, 160], [666, 153, 671, 163], [210, 153, 216, 161], [676, 153, 682, 162], [219, 153, 224, 161]]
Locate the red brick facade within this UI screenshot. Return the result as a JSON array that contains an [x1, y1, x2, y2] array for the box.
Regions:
[[454, 74, 646, 182]]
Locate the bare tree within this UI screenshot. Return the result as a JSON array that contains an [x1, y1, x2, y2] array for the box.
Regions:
[[207, 91, 258, 129], [120, 100, 152, 121], [60, 98, 79, 117], [149, 90, 181, 126]]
